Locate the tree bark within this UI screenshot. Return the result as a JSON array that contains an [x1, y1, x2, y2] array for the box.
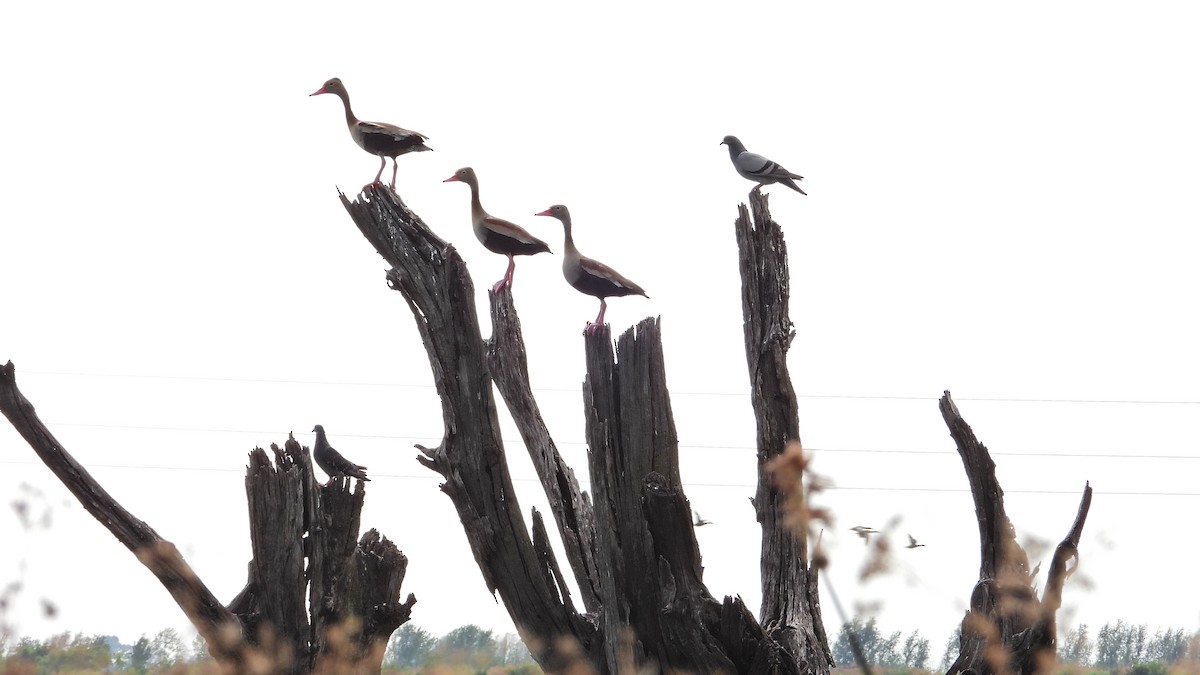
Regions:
[[338, 185, 818, 674], [940, 391, 1092, 675], [582, 322, 802, 675], [338, 186, 594, 672], [735, 191, 832, 674], [488, 290, 602, 614], [1, 361, 414, 674]]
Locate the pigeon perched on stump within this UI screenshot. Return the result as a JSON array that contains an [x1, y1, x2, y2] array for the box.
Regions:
[[534, 204, 648, 336], [444, 167, 552, 293], [310, 77, 432, 189], [721, 135, 806, 195], [312, 424, 369, 482]]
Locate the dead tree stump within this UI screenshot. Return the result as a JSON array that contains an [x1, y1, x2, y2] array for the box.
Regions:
[[1, 362, 414, 674], [338, 184, 825, 674], [940, 392, 1092, 675]]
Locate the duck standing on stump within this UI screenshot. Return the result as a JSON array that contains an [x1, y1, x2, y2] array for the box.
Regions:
[[720, 135, 806, 195], [312, 424, 369, 483], [310, 77, 432, 189], [444, 167, 552, 293], [534, 204, 647, 336]]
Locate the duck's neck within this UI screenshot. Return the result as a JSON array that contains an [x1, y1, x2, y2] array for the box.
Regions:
[[466, 179, 486, 222], [560, 215, 579, 259], [336, 91, 358, 127]]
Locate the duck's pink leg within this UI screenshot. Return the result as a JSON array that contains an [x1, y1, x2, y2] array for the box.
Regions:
[[491, 255, 516, 294], [373, 156, 386, 185], [584, 299, 608, 335]]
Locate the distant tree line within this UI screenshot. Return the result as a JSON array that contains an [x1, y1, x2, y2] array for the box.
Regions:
[[1056, 621, 1197, 670], [1, 624, 539, 674], [831, 619, 1200, 674], [832, 618, 931, 670], [7, 619, 1198, 674], [382, 623, 538, 673]]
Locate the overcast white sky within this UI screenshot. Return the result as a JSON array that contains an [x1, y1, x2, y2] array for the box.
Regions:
[[3, 0, 1199, 655]]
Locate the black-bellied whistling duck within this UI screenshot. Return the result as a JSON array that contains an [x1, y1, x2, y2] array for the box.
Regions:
[[444, 167, 551, 294], [534, 204, 648, 336], [312, 424, 369, 483], [310, 77, 432, 189], [720, 135, 806, 195], [850, 525, 877, 543]]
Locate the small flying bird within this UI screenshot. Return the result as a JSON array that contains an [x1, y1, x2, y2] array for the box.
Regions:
[[444, 167, 552, 293], [693, 510, 713, 527], [906, 534, 925, 549], [720, 135, 807, 195], [851, 525, 878, 542], [534, 204, 648, 336], [310, 77, 432, 189], [312, 424, 369, 482]]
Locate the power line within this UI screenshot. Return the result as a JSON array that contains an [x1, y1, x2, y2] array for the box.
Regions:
[[0, 457, 1187, 496], [20, 370, 1200, 406], [23, 421, 1200, 462]]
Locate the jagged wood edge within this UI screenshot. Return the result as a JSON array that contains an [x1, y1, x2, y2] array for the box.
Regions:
[[337, 185, 593, 670], [941, 391, 1092, 675], [735, 190, 832, 672]]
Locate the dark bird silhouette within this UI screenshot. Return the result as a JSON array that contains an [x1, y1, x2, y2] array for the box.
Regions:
[[906, 534, 925, 549], [721, 135, 806, 195], [444, 167, 552, 293], [851, 525, 878, 543], [310, 77, 432, 189], [312, 424, 369, 482], [693, 510, 713, 527], [534, 204, 648, 336]]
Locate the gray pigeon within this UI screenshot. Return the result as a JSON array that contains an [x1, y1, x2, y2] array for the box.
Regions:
[[720, 135, 807, 195], [312, 424, 369, 482]]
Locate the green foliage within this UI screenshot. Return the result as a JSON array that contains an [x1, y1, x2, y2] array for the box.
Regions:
[[901, 631, 930, 669], [1145, 627, 1189, 664], [385, 623, 437, 668], [1059, 624, 1094, 665], [939, 625, 962, 672], [129, 636, 153, 673], [832, 618, 922, 668], [1127, 661, 1169, 675], [432, 624, 498, 670], [1096, 620, 1149, 667], [4, 632, 112, 673], [149, 628, 187, 666]]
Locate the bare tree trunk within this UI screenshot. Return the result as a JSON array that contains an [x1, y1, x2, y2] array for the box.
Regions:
[[338, 185, 818, 674], [488, 291, 603, 614], [940, 391, 1092, 675], [1, 362, 414, 674], [582, 322, 802, 675], [338, 186, 595, 672], [735, 191, 832, 674]]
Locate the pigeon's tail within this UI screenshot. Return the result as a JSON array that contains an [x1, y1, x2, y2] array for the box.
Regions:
[[781, 178, 808, 195]]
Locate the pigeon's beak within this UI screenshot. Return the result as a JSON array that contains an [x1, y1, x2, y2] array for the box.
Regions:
[[311, 426, 317, 432]]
